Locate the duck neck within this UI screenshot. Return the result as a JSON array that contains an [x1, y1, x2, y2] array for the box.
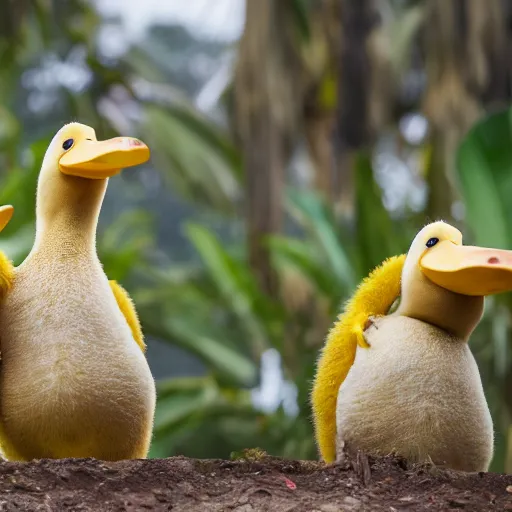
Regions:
[[32, 175, 107, 258], [396, 271, 484, 341]]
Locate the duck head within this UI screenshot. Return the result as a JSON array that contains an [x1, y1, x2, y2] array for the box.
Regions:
[[397, 221, 512, 340], [57, 124, 149, 180], [35, 123, 149, 241]]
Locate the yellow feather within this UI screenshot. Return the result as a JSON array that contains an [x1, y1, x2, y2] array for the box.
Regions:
[[0, 251, 14, 299], [311, 254, 406, 463], [109, 280, 146, 353]]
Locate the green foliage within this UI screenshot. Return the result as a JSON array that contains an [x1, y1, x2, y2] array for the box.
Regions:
[[456, 107, 512, 472], [139, 179, 409, 460], [354, 153, 409, 270], [142, 104, 242, 214], [286, 188, 357, 291], [456, 109, 512, 249]]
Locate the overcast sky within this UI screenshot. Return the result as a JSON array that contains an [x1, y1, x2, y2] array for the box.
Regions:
[[95, 0, 245, 42]]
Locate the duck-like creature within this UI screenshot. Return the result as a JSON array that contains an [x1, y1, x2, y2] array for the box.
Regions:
[[311, 221, 512, 472], [0, 123, 156, 461]]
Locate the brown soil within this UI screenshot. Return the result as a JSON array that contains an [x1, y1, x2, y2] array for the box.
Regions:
[[0, 453, 510, 511]]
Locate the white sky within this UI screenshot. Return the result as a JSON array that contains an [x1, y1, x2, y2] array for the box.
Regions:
[[95, 0, 246, 42]]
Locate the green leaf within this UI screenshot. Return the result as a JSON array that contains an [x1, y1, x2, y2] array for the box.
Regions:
[[156, 376, 214, 397], [185, 222, 271, 354], [355, 152, 406, 271], [290, 0, 311, 40], [154, 384, 218, 432], [285, 188, 356, 291], [456, 108, 512, 249], [142, 104, 242, 213], [163, 106, 242, 178], [98, 209, 154, 281], [268, 235, 340, 300], [154, 314, 257, 387]]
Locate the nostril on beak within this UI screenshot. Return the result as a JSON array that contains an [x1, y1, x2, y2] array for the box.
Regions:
[[488, 257, 500, 264]]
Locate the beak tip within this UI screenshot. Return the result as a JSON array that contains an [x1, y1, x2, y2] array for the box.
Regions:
[[124, 139, 150, 165], [0, 205, 14, 216], [0, 205, 14, 232], [129, 138, 145, 148]]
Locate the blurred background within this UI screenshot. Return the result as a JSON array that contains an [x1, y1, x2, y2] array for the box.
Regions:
[[1, 0, 512, 472]]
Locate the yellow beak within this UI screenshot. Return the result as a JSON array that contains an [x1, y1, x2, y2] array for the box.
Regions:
[[59, 137, 150, 179], [0, 205, 14, 233], [420, 240, 512, 296]]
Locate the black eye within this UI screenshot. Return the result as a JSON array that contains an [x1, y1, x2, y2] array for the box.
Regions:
[[426, 237, 439, 248], [62, 139, 74, 150]]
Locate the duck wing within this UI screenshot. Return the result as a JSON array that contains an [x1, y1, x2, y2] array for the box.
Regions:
[[311, 254, 405, 463], [109, 280, 146, 353]]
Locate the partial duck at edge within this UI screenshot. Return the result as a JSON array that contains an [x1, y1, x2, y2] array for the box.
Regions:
[[0, 123, 155, 461]]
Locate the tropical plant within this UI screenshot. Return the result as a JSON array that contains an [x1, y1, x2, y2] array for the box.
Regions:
[[138, 166, 412, 461]]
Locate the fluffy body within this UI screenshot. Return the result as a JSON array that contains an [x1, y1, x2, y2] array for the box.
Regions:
[[312, 221, 496, 471], [0, 242, 155, 461], [336, 315, 493, 472]]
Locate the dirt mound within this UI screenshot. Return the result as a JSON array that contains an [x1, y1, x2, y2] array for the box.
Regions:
[[0, 453, 510, 511]]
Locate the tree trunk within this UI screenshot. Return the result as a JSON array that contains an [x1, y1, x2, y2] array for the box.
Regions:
[[302, 0, 341, 202], [422, 0, 506, 224], [234, 0, 303, 294], [335, 0, 385, 218]]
